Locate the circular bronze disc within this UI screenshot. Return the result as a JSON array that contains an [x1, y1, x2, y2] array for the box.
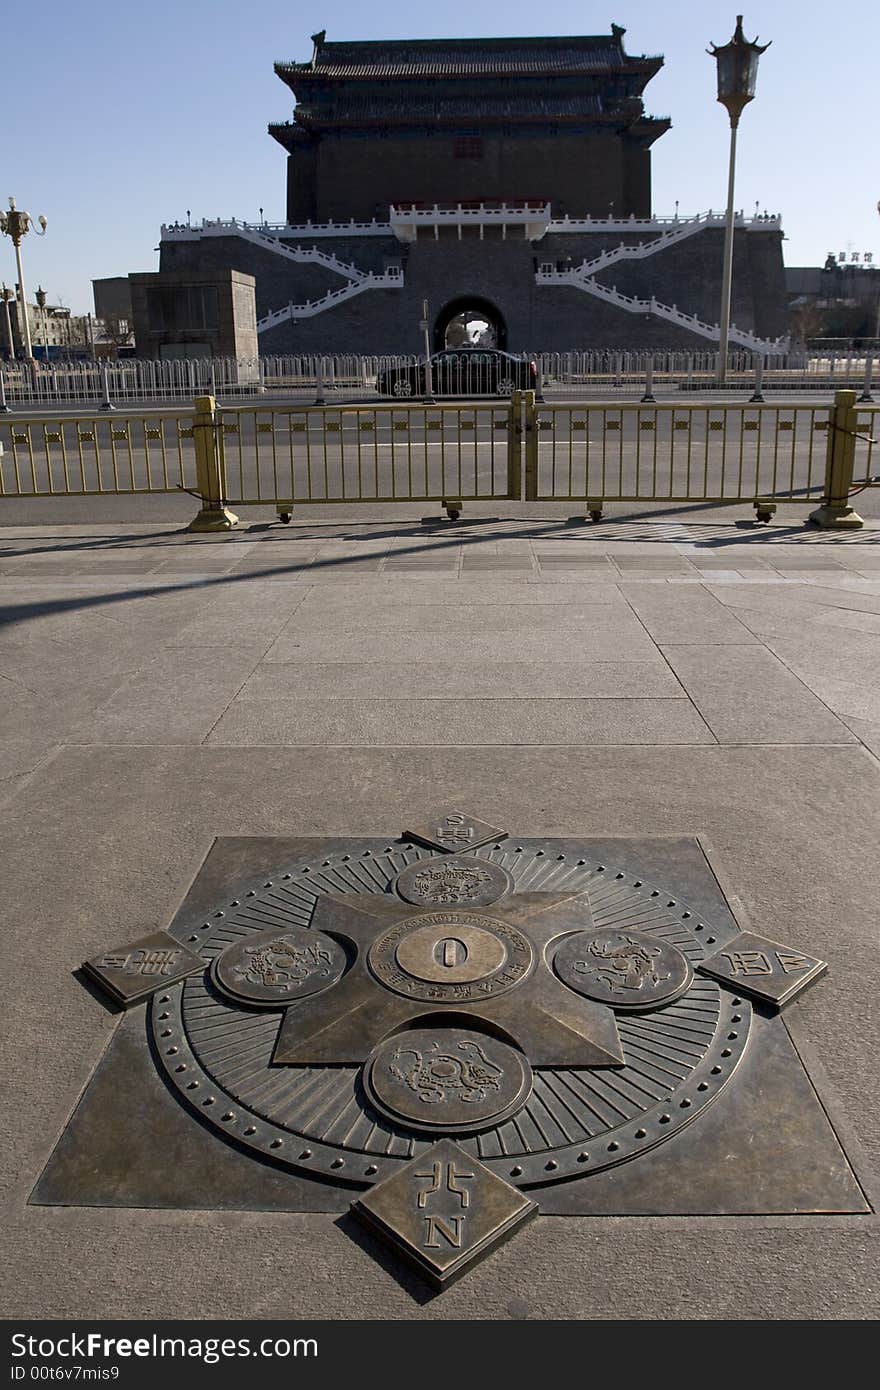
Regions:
[[553, 928, 693, 1012], [368, 910, 533, 1003], [395, 856, 512, 909], [211, 927, 346, 1008], [364, 1028, 533, 1135], [395, 921, 507, 983]]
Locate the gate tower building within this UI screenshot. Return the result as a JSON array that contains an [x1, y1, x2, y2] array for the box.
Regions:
[[153, 27, 789, 357], [271, 28, 667, 224]]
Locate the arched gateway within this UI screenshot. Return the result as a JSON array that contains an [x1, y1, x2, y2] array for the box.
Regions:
[[434, 298, 508, 352]]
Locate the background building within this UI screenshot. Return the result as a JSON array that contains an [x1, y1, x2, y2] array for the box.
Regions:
[[91, 276, 135, 355], [1, 288, 91, 359], [786, 258, 880, 346], [128, 268, 258, 362], [153, 26, 789, 356]]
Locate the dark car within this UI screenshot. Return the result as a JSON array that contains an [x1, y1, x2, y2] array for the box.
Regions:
[[377, 349, 537, 398]]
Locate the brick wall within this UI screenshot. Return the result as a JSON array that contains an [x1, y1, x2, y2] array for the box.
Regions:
[[158, 225, 787, 353], [306, 130, 639, 222]]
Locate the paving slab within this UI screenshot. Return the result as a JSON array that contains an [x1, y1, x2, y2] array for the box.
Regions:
[[238, 661, 685, 701], [660, 645, 856, 744], [275, 581, 630, 605], [261, 626, 661, 664], [285, 601, 635, 634], [70, 648, 267, 744], [621, 585, 758, 644], [206, 696, 711, 746]]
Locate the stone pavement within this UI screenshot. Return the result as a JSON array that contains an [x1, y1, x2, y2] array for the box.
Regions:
[[2, 510, 879, 1320]]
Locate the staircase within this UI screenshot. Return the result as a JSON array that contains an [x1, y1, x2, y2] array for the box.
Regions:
[[231, 225, 404, 330], [557, 212, 727, 278], [535, 268, 787, 354], [257, 270, 404, 331], [233, 225, 377, 280]]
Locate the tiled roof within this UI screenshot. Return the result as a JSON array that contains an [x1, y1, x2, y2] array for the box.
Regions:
[[276, 35, 662, 81]]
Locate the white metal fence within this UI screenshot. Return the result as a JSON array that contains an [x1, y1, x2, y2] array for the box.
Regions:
[[0, 349, 876, 408]]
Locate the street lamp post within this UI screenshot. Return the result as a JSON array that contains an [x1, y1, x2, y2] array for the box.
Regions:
[[708, 17, 769, 387], [0, 197, 48, 360], [1, 283, 14, 359], [35, 285, 48, 361]]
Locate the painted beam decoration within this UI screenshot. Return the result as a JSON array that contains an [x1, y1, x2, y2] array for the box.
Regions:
[[81, 809, 827, 1289]]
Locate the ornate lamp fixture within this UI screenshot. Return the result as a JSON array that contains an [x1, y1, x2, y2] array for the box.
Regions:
[[0, 197, 48, 360], [708, 18, 770, 385]]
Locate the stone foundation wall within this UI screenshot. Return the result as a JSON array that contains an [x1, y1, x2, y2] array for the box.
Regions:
[[158, 225, 787, 354]]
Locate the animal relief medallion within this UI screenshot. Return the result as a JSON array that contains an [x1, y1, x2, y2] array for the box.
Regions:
[[363, 1028, 533, 1134], [553, 928, 693, 1011]]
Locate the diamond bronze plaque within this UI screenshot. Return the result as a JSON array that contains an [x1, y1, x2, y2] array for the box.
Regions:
[[696, 931, 827, 1008], [82, 931, 204, 1008], [50, 821, 862, 1295], [352, 1139, 537, 1289], [402, 808, 507, 854]]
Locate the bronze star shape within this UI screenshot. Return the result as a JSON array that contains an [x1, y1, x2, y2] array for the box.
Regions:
[[272, 886, 625, 1068]]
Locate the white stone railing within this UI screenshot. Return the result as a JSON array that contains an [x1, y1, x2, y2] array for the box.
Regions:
[[534, 267, 788, 354], [548, 211, 782, 233], [257, 268, 404, 330], [232, 227, 378, 279], [390, 202, 552, 242], [161, 208, 782, 242], [544, 214, 728, 279], [161, 217, 392, 240]]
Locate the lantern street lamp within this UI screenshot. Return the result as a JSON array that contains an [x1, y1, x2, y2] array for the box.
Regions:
[[0, 197, 48, 360], [35, 285, 48, 361], [708, 16, 770, 386]]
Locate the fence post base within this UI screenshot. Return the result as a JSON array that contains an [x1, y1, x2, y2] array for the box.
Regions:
[[807, 502, 864, 530], [188, 504, 239, 533], [186, 394, 239, 532], [808, 389, 864, 530]]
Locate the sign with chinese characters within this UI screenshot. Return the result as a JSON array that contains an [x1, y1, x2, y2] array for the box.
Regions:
[[82, 932, 203, 1007], [352, 1138, 536, 1288], [697, 931, 826, 1007], [403, 808, 507, 854]]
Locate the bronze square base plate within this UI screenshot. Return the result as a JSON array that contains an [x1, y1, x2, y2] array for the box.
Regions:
[[34, 836, 872, 1226]]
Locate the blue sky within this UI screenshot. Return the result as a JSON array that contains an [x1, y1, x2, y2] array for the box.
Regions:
[[4, 0, 877, 312]]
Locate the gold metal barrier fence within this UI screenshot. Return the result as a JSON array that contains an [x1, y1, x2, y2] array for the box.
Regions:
[[853, 405, 879, 490], [212, 398, 520, 517], [0, 391, 872, 531], [524, 399, 833, 509], [0, 411, 198, 497]]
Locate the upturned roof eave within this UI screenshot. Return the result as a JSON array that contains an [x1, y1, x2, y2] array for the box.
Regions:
[[280, 111, 671, 136]]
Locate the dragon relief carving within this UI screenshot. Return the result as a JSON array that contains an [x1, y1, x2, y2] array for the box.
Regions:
[[388, 1038, 504, 1105]]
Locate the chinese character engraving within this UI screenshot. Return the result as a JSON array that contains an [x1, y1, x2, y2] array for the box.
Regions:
[[415, 1159, 474, 1250], [721, 949, 773, 977], [436, 814, 474, 848], [99, 947, 182, 977], [775, 950, 811, 975]]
